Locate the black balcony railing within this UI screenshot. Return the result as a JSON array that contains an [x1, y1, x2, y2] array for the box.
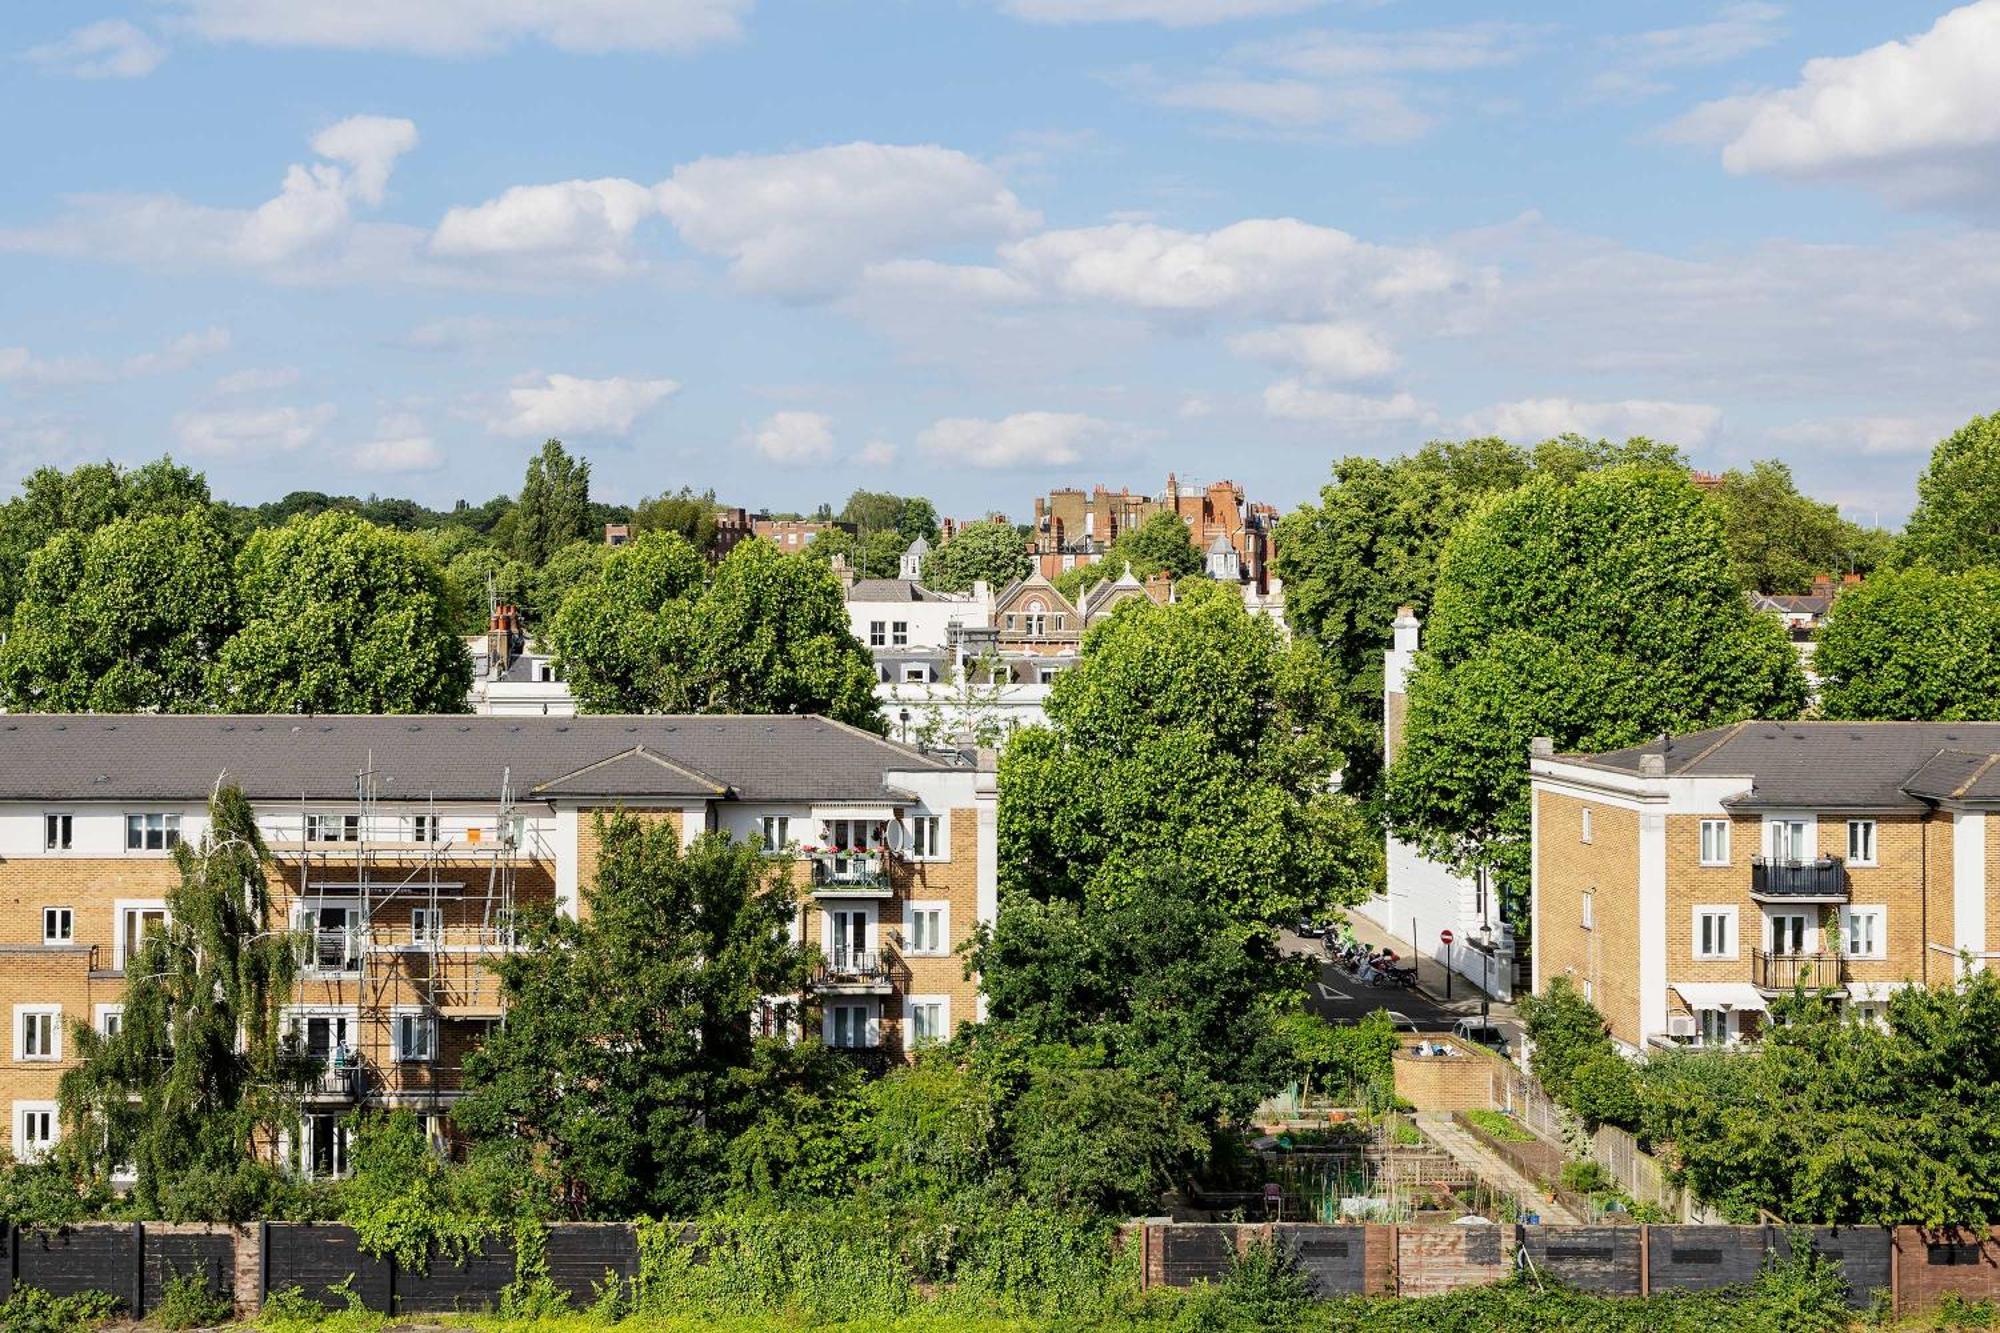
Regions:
[[1750, 855, 1848, 899], [1752, 948, 1849, 991], [810, 852, 891, 892]]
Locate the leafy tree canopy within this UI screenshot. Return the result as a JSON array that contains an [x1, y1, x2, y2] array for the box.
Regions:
[[1000, 580, 1378, 923], [549, 534, 881, 729], [1896, 411, 2000, 573], [1385, 467, 1805, 904], [455, 815, 809, 1217], [0, 509, 238, 712], [58, 785, 301, 1220], [0, 456, 212, 619], [921, 520, 1031, 593], [1711, 459, 1887, 593], [632, 486, 720, 554], [212, 510, 472, 713], [511, 439, 592, 565], [1814, 565, 2000, 720]]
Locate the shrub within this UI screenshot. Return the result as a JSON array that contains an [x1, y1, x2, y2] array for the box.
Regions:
[[152, 1271, 232, 1330], [1519, 977, 1616, 1106], [0, 1289, 119, 1333], [1559, 1159, 1612, 1195], [1462, 1109, 1533, 1143], [1567, 1050, 1643, 1130]]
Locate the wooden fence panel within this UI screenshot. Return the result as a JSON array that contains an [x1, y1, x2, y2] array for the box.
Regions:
[[1518, 1225, 1641, 1296], [143, 1230, 233, 1309], [1394, 1224, 1506, 1297], [14, 1227, 137, 1307], [1771, 1226, 1890, 1310], [1645, 1225, 1769, 1293], [1272, 1224, 1367, 1296], [262, 1223, 393, 1311], [1157, 1225, 1237, 1288], [392, 1239, 515, 1314], [545, 1225, 640, 1304]]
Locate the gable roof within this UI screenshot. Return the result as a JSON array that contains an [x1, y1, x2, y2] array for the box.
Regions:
[[0, 714, 953, 805], [1559, 721, 2000, 810]]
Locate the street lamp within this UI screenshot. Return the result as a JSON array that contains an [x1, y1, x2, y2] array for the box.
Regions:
[[898, 708, 910, 743]]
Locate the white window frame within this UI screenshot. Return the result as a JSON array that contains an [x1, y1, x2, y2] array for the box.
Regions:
[[905, 995, 950, 1050], [392, 1009, 437, 1063], [289, 1113, 351, 1180], [305, 813, 360, 843], [909, 813, 946, 860], [891, 620, 909, 647], [93, 1004, 124, 1039], [409, 814, 440, 843], [821, 903, 877, 963], [41, 907, 73, 946], [868, 621, 886, 648], [1037, 667, 1062, 684], [1580, 808, 1593, 844], [1847, 819, 1878, 867], [1842, 905, 1886, 960], [124, 812, 181, 853], [13, 1102, 57, 1164], [1699, 819, 1730, 867], [113, 899, 170, 971], [42, 813, 72, 853], [905, 900, 950, 957], [1580, 889, 1594, 931], [1696, 1008, 1730, 1047], [14, 1005, 61, 1062], [1693, 906, 1738, 961], [295, 900, 362, 974], [411, 907, 442, 945], [901, 663, 930, 684], [1764, 814, 1814, 862], [283, 1006, 360, 1070], [759, 815, 791, 853], [823, 1000, 879, 1049]]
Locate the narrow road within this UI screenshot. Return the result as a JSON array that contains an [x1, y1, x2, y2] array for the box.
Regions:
[[1414, 1113, 1583, 1224]]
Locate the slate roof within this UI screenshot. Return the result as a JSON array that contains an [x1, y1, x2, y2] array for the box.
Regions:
[[0, 714, 950, 804], [846, 579, 970, 603], [1560, 721, 2000, 810]]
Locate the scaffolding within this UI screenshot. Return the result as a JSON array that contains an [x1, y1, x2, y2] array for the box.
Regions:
[[273, 756, 542, 1118]]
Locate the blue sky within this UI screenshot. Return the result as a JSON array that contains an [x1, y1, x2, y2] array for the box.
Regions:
[[3, 2, 1995, 525]]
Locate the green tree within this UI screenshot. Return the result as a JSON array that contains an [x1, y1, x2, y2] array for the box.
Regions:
[[545, 531, 706, 712], [0, 510, 238, 712], [1005, 1062, 1184, 1214], [999, 580, 1378, 924], [549, 535, 881, 730], [511, 439, 592, 565], [455, 816, 809, 1217], [1814, 566, 2000, 719], [57, 786, 301, 1219], [0, 457, 213, 619], [896, 497, 940, 545], [695, 539, 882, 729], [1897, 411, 2000, 572], [1386, 468, 1805, 906], [213, 511, 471, 713], [921, 520, 1031, 593], [1712, 459, 1873, 593], [631, 486, 720, 554], [837, 490, 905, 536], [527, 539, 608, 626], [1274, 436, 1689, 795], [1109, 511, 1201, 581]]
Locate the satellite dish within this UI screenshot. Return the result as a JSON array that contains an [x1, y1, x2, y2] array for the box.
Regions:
[[885, 819, 908, 853]]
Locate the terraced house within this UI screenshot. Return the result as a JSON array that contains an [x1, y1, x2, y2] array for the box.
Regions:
[[1531, 721, 2000, 1052], [0, 715, 996, 1175]]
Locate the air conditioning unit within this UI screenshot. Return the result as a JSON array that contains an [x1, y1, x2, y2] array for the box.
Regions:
[[1667, 1012, 1696, 1038]]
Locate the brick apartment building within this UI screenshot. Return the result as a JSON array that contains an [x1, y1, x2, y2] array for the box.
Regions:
[[713, 508, 855, 558], [0, 715, 995, 1176], [1531, 721, 2000, 1052], [1030, 474, 1278, 593]]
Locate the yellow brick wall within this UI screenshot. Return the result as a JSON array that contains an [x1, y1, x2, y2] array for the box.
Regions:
[[574, 808, 684, 921], [0, 949, 114, 1147], [799, 807, 983, 1059], [1534, 790, 1642, 1047], [1662, 812, 1761, 988]]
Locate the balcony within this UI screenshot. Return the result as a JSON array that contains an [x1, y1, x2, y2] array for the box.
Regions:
[[301, 928, 361, 974], [813, 947, 899, 994], [1749, 855, 1848, 903], [808, 851, 893, 898], [1752, 948, 1850, 993]]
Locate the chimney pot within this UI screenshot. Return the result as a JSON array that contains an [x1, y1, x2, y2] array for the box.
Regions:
[[1529, 736, 1555, 758]]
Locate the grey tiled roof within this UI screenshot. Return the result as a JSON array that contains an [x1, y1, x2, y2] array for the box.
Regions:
[[846, 579, 968, 603], [1563, 721, 2000, 810], [0, 714, 949, 804]]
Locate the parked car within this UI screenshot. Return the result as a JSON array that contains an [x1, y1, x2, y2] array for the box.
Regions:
[[1450, 1018, 1510, 1058], [1295, 918, 1327, 938]]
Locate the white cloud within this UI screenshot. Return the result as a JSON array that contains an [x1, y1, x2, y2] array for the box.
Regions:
[[1229, 321, 1398, 380], [993, 219, 1462, 317], [1149, 77, 1432, 140], [24, 19, 165, 78], [856, 439, 897, 465], [400, 315, 561, 349], [1000, 0, 1324, 25], [0, 327, 229, 387], [1768, 414, 1954, 458], [212, 366, 301, 394], [489, 374, 678, 438], [656, 143, 1039, 299], [0, 115, 420, 278], [917, 412, 1125, 469], [169, 0, 749, 55], [1255, 23, 1538, 77], [1464, 397, 1723, 447], [1669, 2, 2000, 207], [351, 415, 444, 472], [1263, 381, 1430, 425], [750, 411, 835, 463], [431, 178, 660, 272], [1606, 4, 1783, 70], [173, 403, 335, 458]]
